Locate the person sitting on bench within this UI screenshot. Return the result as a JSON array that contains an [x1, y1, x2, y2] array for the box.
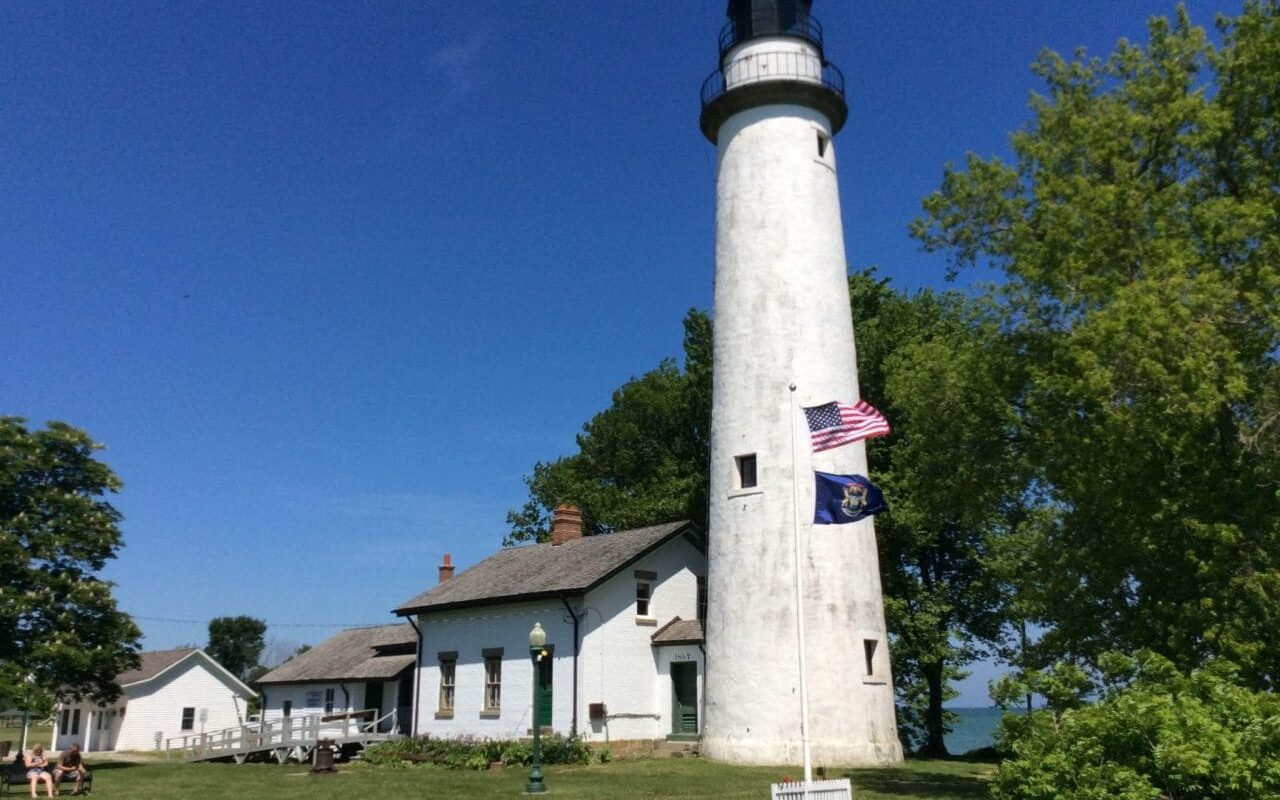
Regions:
[[52, 745, 87, 796], [23, 744, 53, 798]]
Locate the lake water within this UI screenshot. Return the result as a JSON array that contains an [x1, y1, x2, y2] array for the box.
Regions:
[[945, 706, 1003, 754]]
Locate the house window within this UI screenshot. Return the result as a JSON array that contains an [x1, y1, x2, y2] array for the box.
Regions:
[[324, 688, 335, 714], [483, 653, 502, 714], [864, 639, 878, 677], [736, 454, 757, 489], [697, 576, 708, 621], [282, 700, 292, 718], [71, 709, 81, 735], [60, 709, 69, 734], [634, 570, 657, 618], [438, 653, 457, 714], [180, 707, 195, 731]]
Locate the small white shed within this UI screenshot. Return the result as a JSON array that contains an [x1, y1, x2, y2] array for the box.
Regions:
[[55, 648, 256, 752]]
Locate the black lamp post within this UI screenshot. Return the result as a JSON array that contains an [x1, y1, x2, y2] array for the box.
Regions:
[[526, 622, 547, 794]]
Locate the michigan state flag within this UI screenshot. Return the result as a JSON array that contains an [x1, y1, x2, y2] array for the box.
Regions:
[[814, 472, 887, 525]]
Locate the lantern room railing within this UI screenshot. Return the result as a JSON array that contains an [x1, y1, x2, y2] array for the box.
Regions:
[[700, 50, 845, 110]]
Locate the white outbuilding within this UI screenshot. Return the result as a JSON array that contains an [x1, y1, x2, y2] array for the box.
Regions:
[[54, 648, 256, 752], [255, 623, 417, 733], [394, 506, 707, 746]]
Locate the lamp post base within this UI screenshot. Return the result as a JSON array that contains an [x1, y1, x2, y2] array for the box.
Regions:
[[525, 769, 547, 794]]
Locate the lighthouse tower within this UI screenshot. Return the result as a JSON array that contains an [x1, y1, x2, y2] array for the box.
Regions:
[[699, 0, 902, 766]]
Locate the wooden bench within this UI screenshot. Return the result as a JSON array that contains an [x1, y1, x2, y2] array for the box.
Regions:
[[0, 760, 93, 796]]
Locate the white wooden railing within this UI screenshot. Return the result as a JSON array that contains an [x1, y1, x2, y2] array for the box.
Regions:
[[164, 708, 398, 761]]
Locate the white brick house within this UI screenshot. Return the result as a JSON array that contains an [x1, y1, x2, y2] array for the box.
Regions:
[[54, 648, 255, 752], [394, 506, 707, 744]]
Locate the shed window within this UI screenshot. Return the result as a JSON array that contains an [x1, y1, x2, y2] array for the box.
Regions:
[[180, 707, 195, 731]]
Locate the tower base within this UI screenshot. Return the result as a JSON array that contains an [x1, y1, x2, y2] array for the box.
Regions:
[[700, 733, 904, 768]]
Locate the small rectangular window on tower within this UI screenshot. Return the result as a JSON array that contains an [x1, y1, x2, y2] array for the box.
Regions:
[[863, 639, 878, 677], [817, 132, 830, 158], [736, 454, 757, 489]]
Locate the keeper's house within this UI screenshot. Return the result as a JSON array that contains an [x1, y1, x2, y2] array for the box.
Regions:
[[54, 648, 256, 752], [254, 623, 416, 732], [394, 506, 707, 744]]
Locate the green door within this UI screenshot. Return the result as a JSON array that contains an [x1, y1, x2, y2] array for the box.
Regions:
[[670, 663, 698, 737], [535, 656, 553, 728]]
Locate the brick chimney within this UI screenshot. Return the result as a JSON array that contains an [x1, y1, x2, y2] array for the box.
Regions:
[[551, 504, 583, 546], [438, 553, 454, 583]]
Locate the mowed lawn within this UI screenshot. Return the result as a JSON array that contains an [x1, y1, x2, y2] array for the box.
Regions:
[[79, 757, 993, 799], [0, 721, 52, 751]]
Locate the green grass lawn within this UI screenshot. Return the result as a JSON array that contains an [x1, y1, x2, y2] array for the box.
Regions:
[[0, 721, 52, 753], [75, 757, 992, 799]]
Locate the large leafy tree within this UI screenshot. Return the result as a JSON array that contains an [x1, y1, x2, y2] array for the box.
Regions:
[[851, 273, 1028, 756], [0, 418, 141, 709], [912, 3, 1280, 688], [206, 615, 267, 682], [504, 309, 712, 543]]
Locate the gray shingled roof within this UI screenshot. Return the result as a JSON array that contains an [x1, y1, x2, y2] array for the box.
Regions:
[[395, 520, 697, 615], [255, 624, 416, 685], [651, 618, 704, 645], [116, 649, 198, 686]]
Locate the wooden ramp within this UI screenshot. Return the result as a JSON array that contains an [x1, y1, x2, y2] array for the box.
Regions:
[[165, 709, 401, 763]]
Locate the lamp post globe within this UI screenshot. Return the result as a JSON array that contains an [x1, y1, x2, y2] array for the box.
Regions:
[[526, 622, 547, 794]]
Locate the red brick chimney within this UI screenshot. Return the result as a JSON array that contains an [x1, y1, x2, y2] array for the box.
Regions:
[[438, 553, 454, 583], [551, 504, 583, 546]]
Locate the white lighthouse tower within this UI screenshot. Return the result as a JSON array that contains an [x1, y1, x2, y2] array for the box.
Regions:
[[699, 0, 902, 767]]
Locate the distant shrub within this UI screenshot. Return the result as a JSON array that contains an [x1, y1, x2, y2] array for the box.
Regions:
[[990, 652, 1280, 800]]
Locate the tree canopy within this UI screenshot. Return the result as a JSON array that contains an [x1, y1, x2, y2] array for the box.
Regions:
[[912, 1, 1280, 689], [850, 272, 1028, 755], [504, 309, 712, 543], [0, 418, 140, 709], [206, 615, 267, 682]]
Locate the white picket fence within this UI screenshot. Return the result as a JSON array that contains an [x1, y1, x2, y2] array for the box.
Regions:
[[771, 778, 855, 800]]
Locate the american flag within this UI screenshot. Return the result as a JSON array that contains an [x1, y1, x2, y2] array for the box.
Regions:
[[803, 400, 891, 452]]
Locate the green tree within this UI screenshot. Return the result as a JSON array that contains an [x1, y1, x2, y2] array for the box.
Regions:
[[505, 309, 712, 543], [990, 652, 1280, 800], [912, 3, 1280, 689], [206, 615, 267, 681], [851, 272, 1029, 756], [0, 418, 141, 709]]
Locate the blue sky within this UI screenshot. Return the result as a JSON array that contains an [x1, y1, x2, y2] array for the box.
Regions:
[[2, 1, 1233, 704]]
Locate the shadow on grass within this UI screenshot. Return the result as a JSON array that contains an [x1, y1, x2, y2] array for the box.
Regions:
[[845, 763, 994, 799], [89, 761, 150, 772]]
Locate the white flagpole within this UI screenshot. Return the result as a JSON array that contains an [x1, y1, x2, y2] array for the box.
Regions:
[[788, 383, 814, 789]]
